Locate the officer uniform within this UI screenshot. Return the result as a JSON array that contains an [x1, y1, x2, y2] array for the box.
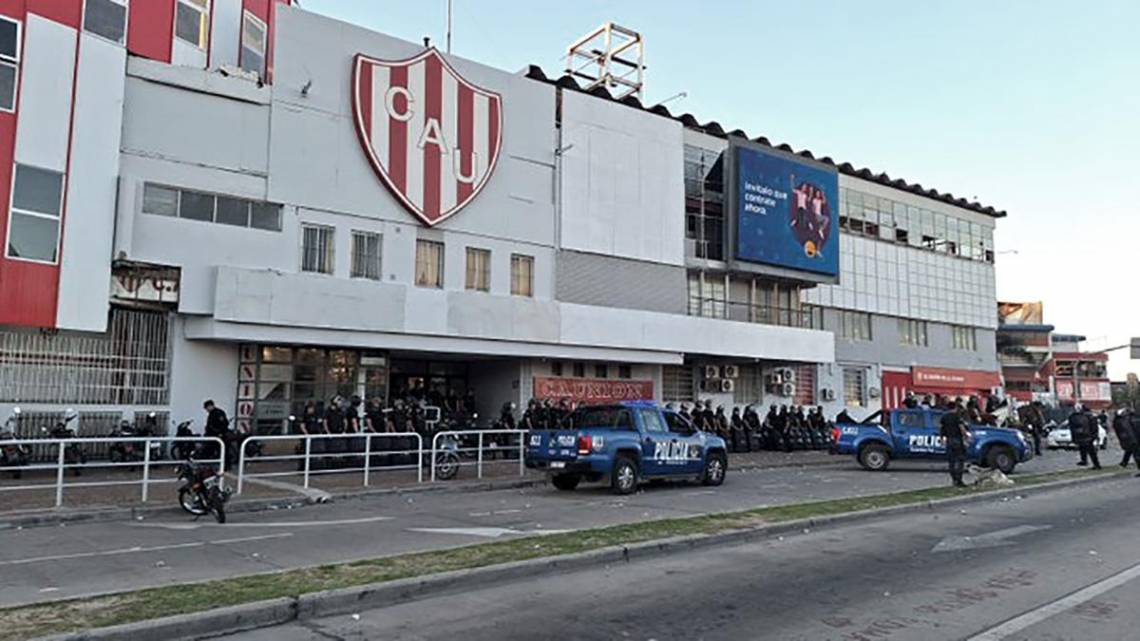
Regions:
[[939, 409, 969, 487], [1070, 409, 1101, 469]]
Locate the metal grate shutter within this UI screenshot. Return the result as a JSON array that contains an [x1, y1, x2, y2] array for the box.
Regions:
[[662, 365, 695, 403]]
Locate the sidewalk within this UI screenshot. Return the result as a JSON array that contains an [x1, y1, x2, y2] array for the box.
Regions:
[[0, 448, 843, 520]]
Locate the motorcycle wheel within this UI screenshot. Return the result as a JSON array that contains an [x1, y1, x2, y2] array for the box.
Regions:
[[435, 452, 460, 480], [178, 487, 209, 515], [212, 503, 226, 524]]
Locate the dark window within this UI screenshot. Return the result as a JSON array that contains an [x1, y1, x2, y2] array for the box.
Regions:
[[179, 191, 215, 222], [0, 64, 14, 111], [0, 18, 17, 60], [573, 362, 585, 378], [551, 362, 563, 377], [7, 164, 64, 263], [239, 11, 267, 77], [83, 0, 127, 44], [895, 228, 909, 244], [594, 363, 608, 379], [250, 202, 282, 231], [663, 412, 693, 434], [618, 364, 632, 379], [215, 197, 250, 227]]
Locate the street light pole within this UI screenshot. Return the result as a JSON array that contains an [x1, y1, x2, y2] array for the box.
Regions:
[[446, 0, 453, 53]]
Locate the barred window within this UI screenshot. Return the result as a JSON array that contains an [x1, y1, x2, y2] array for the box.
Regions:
[[301, 224, 335, 275], [465, 247, 491, 292], [350, 231, 382, 280], [843, 367, 866, 408], [415, 240, 444, 288], [663, 365, 695, 403]]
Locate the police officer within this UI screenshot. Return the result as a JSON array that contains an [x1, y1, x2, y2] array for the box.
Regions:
[[1070, 404, 1101, 469], [940, 403, 970, 487], [1113, 408, 1139, 469], [1026, 401, 1046, 456]]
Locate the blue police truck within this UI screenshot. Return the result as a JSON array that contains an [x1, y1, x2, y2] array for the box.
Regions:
[[524, 401, 729, 495], [831, 407, 1034, 474]]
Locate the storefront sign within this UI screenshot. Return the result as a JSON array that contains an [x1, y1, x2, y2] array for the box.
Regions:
[[352, 49, 503, 227], [533, 377, 654, 404], [733, 143, 839, 276], [1079, 381, 1112, 401], [912, 367, 1001, 390]]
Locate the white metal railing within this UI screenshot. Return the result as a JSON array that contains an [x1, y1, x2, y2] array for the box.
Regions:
[[430, 429, 526, 482], [0, 436, 225, 507], [236, 432, 424, 494]]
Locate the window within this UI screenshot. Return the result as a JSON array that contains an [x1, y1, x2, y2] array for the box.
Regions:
[[301, 224, 334, 275], [175, 0, 209, 49], [618, 364, 632, 379], [465, 247, 490, 292], [843, 367, 866, 408], [594, 363, 607, 379], [638, 408, 666, 433], [240, 11, 267, 78], [551, 362, 563, 377], [0, 17, 20, 112], [573, 362, 585, 378], [510, 253, 534, 297], [663, 412, 693, 434], [7, 164, 64, 263], [351, 231, 382, 280], [84, 0, 128, 44], [840, 310, 872, 342], [952, 325, 977, 351], [415, 239, 444, 288], [141, 183, 282, 231], [898, 319, 929, 347]]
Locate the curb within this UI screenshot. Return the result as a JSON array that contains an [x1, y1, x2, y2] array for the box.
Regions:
[[30, 470, 1124, 641], [0, 456, 840, 530]]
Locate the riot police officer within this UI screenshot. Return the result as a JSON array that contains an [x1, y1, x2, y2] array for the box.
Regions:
[[1070, 404, 1101, 469], [940, 404, 970, 487]]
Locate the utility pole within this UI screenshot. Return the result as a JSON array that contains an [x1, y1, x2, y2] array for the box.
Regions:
[[446, 0, 453, 53]]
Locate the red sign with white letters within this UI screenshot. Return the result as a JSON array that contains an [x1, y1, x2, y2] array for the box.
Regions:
[[533, 377, 655, 404]]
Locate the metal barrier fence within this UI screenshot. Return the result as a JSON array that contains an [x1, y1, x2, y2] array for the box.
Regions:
[[0, 436, 225, 507], [430, 429, 526, 482], [235, 432, 424, 494]]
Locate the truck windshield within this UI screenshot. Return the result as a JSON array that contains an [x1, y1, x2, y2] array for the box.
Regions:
[[563, 406, 634, 431]]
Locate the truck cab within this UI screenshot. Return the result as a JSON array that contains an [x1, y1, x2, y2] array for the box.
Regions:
[[524, 401, 729, 494], [831, 407, 1033, 473]]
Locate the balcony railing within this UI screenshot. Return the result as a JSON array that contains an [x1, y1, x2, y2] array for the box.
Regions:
[[688, 297, 819, 329]]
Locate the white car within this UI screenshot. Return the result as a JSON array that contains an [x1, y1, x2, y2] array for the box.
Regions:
[[1045, 420, 1108, 450]]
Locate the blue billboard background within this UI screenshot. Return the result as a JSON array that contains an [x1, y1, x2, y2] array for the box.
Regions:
[[735, 146, 840, 276]]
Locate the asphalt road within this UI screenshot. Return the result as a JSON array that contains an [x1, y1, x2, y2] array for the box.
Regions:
[[223, 473, 1140, 641], [0, 449, 1113, 609]]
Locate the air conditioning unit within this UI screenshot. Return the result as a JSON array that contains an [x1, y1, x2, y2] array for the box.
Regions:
[[720, 379, 735, 393], [700, 380, 720, 393], [722, 365, 740, 379], [821, 388, 837, 401], [868, 386, 882, 399], [780, 367, 797, 383], [766, 373, 785, 386], [703, 365, 721, 380], [781, 382, 796, 397]]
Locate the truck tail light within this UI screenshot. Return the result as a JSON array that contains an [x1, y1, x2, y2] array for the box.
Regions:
[[577, 435, 592, 456], [831, 428, 840, 443]]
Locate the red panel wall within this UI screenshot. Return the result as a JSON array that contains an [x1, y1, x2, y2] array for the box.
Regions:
[[26, 0, 80, 28], [128, 0, 174, 63]]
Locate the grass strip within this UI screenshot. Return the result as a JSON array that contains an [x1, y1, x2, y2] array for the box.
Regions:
[[0, 466, 1120, 641]]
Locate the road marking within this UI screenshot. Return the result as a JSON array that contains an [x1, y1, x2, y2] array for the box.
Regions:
[[408, 527, 572, 538], [933, 525, 1052, 553], [135, 516, 393, 530], [967, 559, 1140, 641], [468, 509, 524, 517], [0, 533, 293, 566]]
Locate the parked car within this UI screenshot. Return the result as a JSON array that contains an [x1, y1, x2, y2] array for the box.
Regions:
[[1045, 420, 1108, 450]]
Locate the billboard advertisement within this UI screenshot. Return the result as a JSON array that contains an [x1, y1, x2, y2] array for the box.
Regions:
[[998, 301, 1044, 325], [734, 145, 839, 276]]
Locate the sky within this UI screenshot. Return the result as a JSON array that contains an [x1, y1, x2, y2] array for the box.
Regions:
[[300, 0, 1140, 377]]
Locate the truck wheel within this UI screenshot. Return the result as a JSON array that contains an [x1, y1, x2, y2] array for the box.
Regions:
[[551, 474, 581, 491], [702, 452, 727, 486], [611, 456, 638, 495], [986, 447, 1016, 474], [858, 444, 891, 472]]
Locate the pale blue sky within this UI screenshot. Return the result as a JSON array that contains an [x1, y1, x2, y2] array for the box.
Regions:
[[301, 0, 1140, 376]]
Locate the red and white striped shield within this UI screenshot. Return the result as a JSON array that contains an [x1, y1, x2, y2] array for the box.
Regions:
[[352, 49, 503, 227]]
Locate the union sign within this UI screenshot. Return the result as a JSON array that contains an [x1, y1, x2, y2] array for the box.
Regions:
[[352, 48, 503, 226]]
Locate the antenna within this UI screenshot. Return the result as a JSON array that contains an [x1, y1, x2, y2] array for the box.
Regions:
[[446, 0, 453, 53]]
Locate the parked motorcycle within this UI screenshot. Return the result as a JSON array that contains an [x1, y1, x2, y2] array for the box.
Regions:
[[176, 456, 230, 524], [1, 407, 29, 479], [136, 412, 166, 462], [431, 431, 462, 480], [109, 420, 144, 464], [46, 408, 86, 476]]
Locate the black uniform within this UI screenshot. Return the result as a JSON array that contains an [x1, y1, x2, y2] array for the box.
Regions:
[[1113, 413, 1138, 469], [939, 411, 968, 487], [1070, 411, 1101, 469]]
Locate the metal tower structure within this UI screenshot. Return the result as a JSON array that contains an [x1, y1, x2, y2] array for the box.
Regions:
[[565, 23, 645, 100]]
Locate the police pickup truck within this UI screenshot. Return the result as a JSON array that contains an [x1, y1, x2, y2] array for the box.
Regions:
[[831, 407, 1033, 474], [524, 401, 729, 495]]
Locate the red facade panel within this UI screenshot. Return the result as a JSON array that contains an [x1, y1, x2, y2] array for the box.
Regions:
[[26, 0, 81, 27], [128, 0, 174, 63]]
